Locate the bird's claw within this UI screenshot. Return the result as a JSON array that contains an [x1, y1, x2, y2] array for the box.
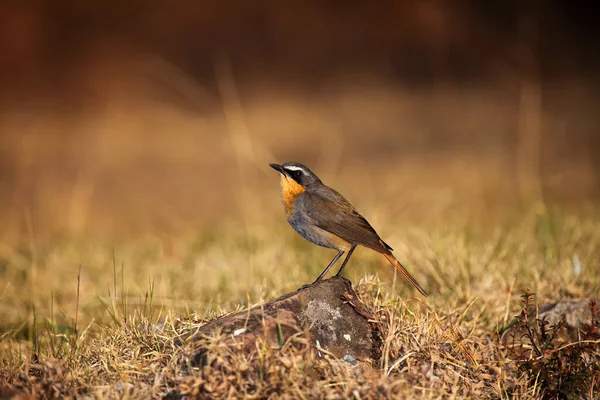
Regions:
[[297, 283, 314, 291]]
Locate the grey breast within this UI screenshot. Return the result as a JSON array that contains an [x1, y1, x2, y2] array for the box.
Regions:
[[287, 192, 338, 249]]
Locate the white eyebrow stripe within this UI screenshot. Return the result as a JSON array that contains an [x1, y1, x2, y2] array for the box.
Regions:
[[284, 166, 306, 172]]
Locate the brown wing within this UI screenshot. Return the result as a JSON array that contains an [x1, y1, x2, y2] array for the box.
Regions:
[[300, 188, 392, 254]]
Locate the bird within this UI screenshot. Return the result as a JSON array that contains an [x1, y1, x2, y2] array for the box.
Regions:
[[269, 162, 428, 296]]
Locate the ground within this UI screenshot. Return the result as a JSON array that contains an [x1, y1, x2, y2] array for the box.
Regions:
[[0, 200, 599, 398]]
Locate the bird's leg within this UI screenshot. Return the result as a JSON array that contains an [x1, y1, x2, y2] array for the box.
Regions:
[[309, 250, 345, 286], [334, 244, 356, 277]]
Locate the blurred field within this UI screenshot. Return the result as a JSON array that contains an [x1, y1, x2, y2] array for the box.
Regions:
[[0, 64, 598, 312], [1, 1, 600, 397], [1, 73, 599, 396]]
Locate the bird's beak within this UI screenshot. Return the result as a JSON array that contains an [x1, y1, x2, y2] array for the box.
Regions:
[[269, 163, 286, 175]]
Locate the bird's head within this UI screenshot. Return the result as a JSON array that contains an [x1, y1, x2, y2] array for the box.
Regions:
[[269, 162, 322, 212], [269, 162, 322, 188]]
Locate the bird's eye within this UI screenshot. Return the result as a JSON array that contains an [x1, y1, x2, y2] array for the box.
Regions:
[[293, 170, 303, 179]]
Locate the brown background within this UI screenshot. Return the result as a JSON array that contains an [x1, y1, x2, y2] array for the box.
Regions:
[[1, 1, 599, 241]]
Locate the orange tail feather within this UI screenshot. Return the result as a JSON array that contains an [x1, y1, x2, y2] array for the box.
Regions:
[[382, 253, 428, 297]]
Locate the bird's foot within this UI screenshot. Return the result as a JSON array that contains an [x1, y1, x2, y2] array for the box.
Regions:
[[297, 283, 315, 291]]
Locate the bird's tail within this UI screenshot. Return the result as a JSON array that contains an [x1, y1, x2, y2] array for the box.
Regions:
[[382, 253, 428, 297]]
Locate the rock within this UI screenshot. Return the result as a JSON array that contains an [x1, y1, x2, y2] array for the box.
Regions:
[[500, 298, 598, 343], [177, 277, 382, 366], [537, 299, 598, 340]]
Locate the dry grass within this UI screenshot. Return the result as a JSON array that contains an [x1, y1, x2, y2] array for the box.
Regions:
[[0, 73, 599, 398], [0, 201, 598, 398]]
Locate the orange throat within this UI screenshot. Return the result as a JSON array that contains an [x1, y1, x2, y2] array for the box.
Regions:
[[280, 175, 305, 215]]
